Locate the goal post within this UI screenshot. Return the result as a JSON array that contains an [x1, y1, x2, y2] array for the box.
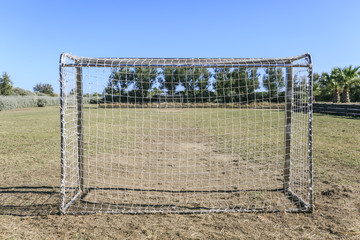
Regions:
[[284, 65, 293, 193], [59, 53, 313, 214]]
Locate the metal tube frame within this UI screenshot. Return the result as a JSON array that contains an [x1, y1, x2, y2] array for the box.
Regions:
[[59, 55, 86, 214], [284, 65, 293, 193], [59, 53, 314, 214]]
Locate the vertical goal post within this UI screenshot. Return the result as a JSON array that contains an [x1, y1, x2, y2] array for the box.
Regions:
[[59, 53, 313, 214]]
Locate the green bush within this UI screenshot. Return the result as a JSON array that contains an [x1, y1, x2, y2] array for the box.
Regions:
[[13, 87, 35, 96], [89, 97, 99, 104], [83, 97, 91, 104], [37, 99, 47, 107], [34, 91, 47, 96]]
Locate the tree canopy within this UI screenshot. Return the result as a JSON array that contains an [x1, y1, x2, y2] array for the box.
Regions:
[[262, 68, 284, 99], [101, 65, 360, 104], [0, 72, 14, 95], [33, 83, 55, 96]]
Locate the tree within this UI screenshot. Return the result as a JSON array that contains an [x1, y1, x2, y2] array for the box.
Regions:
[[105, 67, 158, 103], [338, 66, 360, 103], [162, 68, 187, 96], [133, 67, 158, 98], [105, 67, 133, 96], [262, 68, 284, 100], [320, 68, 342, 103], [178, 68, 212, 100], [33, 83, 55, 96], [0, 72, 14, 95], [148, 87, 164, 99], [215, 67, 259, 103], [312, 73, 321, 101]]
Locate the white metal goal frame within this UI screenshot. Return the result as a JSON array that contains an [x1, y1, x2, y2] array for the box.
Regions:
[[59, 53, 313, 214]]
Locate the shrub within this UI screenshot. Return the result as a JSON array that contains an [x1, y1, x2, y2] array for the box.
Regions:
[[37, 99, 47, 107], [34, 91, 47, 96], [13, 87, 34, 96], [89, 97, 99, 104]]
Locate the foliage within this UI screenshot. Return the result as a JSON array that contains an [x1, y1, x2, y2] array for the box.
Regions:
[[314, 66, 360, 103], [177, 68, 212, 98], [0, 72, 14, 95], [262, 68, 284, 99], [349, 83, 360, 102], [162, 68, 187, 96], [0, 96, 59, 111], [105, 67, 158, 97], [148, 87, 164, 99], [89, 96, 100, 104], [13, 87, 34, 96], [37, 98, 47, 107], [215, 68, 260, 103], [337, 66, 360, 103], [319, 68, 343, 103], [312, 73, 321, 99], [102, 65, 359, 104], [34, 91, 47, 96], [33, 83, 56, 96]]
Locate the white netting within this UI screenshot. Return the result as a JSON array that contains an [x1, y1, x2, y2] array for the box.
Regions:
[[60, 53, 313, 214]]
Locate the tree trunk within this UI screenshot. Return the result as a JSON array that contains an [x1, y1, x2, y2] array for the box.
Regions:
[[341, 85, 350, 103], [333, 87, 340, 103]]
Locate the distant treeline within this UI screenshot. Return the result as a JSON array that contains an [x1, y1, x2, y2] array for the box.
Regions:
[[100, 91, 286, 104], [98, 67, 288, 104]]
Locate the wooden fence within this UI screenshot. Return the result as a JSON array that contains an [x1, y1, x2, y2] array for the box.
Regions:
[[313, 103, 360, 117]]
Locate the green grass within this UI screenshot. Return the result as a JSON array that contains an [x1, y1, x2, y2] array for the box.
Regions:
[[313, 113, 360, 185], [0, 107, 60, 186], [1, 106, 359, 186], [78, 107, 286, 155]]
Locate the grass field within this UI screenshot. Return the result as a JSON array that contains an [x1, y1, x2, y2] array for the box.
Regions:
[[0, 106, 359, 239]]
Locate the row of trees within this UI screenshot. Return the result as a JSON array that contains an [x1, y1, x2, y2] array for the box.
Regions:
[[104, 65, 360, 104], [104, 67, 285, 103], [314, 66, 360, 103], [2, 65, 359, 103], [0, 72, 56, 96]]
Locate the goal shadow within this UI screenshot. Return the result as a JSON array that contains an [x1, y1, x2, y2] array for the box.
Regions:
[[0, 186, 309, 215], [0, 186, 60, 216], [63, 187, 309, 214]]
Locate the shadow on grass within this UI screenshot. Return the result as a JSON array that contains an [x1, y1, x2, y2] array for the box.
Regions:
[[0, 186, 309, 215], [314, 113, 360, 120], [0, 186, 59, 216]]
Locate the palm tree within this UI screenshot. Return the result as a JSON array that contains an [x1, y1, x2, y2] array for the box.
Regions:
[[338, 66, 360, 103], [320, 68, 342, 103], [312, 73, 321, 102]]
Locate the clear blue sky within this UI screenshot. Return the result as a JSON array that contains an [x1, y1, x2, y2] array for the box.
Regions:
[[0, 0, 359, 93]]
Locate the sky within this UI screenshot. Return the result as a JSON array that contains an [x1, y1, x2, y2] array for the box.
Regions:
[[0, 0, 359, 93]]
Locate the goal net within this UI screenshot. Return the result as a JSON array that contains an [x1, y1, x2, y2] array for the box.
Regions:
[[59, 53, 313, 214]]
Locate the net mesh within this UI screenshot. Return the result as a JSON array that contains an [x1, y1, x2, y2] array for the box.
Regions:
[[60, 54, 313, 214]]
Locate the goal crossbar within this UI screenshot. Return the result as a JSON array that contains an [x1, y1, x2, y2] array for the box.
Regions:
[[60, 53, 312, 68]]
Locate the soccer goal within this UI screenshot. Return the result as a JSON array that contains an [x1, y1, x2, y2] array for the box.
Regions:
[[59, 53, 313, 214]]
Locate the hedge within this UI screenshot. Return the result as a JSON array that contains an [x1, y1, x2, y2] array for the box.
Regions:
[[0, 96, 60, 111]]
